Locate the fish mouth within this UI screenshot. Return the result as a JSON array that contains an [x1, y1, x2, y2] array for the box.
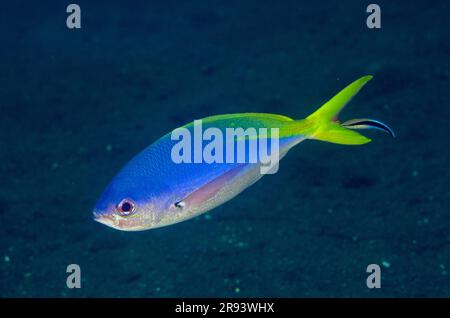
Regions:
[[93, 211, 120, 229], [92, 210, 145, 231]]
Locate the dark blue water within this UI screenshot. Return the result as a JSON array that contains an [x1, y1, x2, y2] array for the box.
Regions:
[[1, 0, 449, 297]]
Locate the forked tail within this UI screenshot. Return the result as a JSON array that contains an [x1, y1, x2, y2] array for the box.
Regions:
[[298, 75, 395, 145]]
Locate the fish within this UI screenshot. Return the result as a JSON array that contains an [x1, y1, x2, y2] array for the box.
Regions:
[[93, 75, 394, 231]]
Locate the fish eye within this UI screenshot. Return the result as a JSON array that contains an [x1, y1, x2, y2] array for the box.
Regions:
[[117, 198, 136, 216]]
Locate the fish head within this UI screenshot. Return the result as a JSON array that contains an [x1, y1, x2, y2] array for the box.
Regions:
[[93, 171, 175, 231]]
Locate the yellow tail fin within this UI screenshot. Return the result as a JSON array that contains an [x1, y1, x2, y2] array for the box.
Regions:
[[303, 75, 392, 145]]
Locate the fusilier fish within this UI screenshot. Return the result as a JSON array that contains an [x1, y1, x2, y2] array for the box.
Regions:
[[93, 76, 394, 231]]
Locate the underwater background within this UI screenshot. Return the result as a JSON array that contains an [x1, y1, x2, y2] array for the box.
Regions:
[[1, 0, 449, 297]]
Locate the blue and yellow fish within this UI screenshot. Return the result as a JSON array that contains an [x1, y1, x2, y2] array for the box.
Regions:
[[93, 76, 394, 231]]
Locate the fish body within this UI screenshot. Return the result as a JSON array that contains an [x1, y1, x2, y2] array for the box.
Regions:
[[93, 76, 394, 231]]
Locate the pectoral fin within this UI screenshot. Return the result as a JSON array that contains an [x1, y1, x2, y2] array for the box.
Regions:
[[180, 166, 244, 208]]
